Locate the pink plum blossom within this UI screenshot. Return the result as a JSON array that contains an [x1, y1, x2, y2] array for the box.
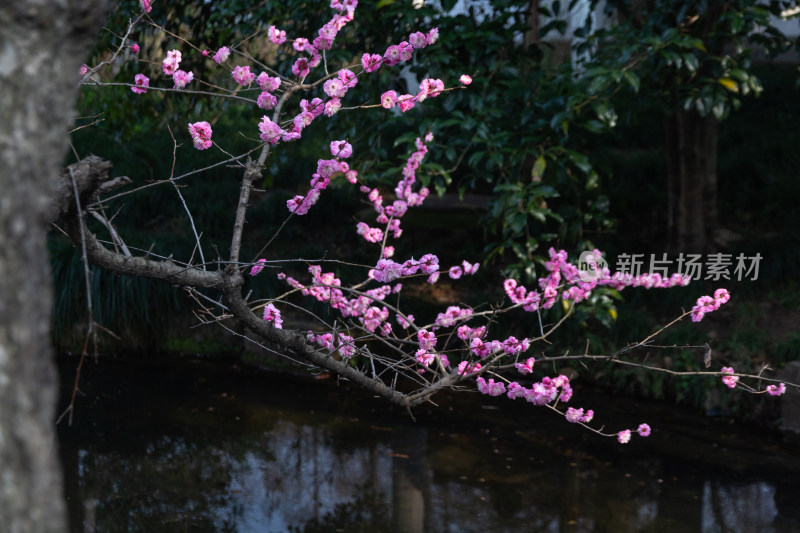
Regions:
[[250, 258, 266, 276], [323, 78, 346, 98], [131, 73, 149, 94], [232, 65, 255, 86], [256, 72, 281, 92], [162, 49, 181, 76], [381, 90, 398, 109], [130, 43, 140, 54], [267, 25, 287, 45], [637, 423, 651, 437], [476, 377, 506, 397], [372, 259, 403, 283], [617, 430, 632, 444], [459, 74, 472, 85], [188, 121, 212, 150], [257, 91, 277, 110], [262, 303, 283, 328], [515, 357, 535, 375], [140, 0, 152, 13], [721, 366, 739, 389], [324, 98, 341, 116], [213, 46, 230, 64], [330, 140, 353, 158], [172, 69, 193, 89], [292, 57, 310, 78], [337, 69, 356, 90], [409, 31, 427, 48], [361, 53, 382, 73], [258, 116, 284, 145], [767, 383, 786, 396], [566, 407, 584, 423]]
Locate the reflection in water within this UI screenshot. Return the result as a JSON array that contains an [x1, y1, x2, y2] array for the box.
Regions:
[[57, 358, 800, 533]]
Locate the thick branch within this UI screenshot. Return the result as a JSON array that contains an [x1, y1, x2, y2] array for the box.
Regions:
[[58, 156, 223, 289], [221, 275, 412, 410], [229, 158, 262, 267]]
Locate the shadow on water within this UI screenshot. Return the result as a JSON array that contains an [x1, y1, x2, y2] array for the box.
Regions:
[[57, 356, 800, 533]]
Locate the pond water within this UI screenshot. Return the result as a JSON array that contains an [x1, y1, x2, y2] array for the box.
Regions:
[[57, 357, 800, 533]]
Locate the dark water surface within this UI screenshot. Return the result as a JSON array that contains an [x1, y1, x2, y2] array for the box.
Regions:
[[57, 356, 800, 532]]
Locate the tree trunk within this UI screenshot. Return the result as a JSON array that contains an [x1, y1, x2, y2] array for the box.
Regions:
[[0, 1, 110, 531], [664, 108, 719, 252]]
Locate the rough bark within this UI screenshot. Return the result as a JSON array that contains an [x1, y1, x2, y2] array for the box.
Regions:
[[664, 108, 719, 252], [0, 1, 111, 531]]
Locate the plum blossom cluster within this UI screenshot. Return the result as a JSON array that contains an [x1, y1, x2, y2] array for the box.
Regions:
[[111, 0, 792, 445], [285, 0, 358, 80], [718, 366, 786, 396], [307, 332, 356, 359], [381, 78, 445, 113], [357, 134, 433, 249], [161, 49, 194, 89], [616, 424, 652, 444], [567, 410, 650, 443], [690, 288, 730, 322], [286, 141, 353, 215], [502, 248, 692, 316], [277, 266, 396, 336]]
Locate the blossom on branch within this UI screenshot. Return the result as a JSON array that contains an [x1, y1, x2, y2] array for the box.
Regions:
[[162, 49, 181, 76], [262, 303, 283, 328], [187, 121, 212, 150], [131, 73, 149, 94], [173, 69, 193, 89], [213, 46, 230, 64]]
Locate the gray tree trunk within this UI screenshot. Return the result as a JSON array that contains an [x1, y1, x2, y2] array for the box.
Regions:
[[0, 1, 110, 531]]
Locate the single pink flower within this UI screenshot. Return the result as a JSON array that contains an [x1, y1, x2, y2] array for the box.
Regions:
[[617, 430, 632, 444], [232, 65, 255, 86], [131, 73, 149, 94], [267, 25, 287, 45], [256, 72, 280, 92], [720, 366, 739, 389], [637, 423, 651, 437], [257, 91, 277, 110], [140, 0, 152, 13], [324, 78, 346, 98], [324, 98, 341, 116], [172, 69, 193, 89], [292, 57, 310, 78], [258, 116, 284, 145], [459, 74, 472, 85], [381, 90, 398, 109], [330, 140, 353, 159], [188, 121, 212, 150], [767, 383, 786, 396], [262, 303, 283, 328], [130, 43, 140, 54], [213, 46, 230, 64]]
